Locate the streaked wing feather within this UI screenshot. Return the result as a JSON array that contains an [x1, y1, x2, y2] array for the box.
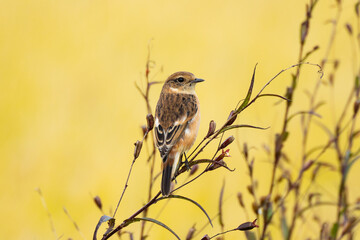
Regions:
[[155, 92, 198, 161]]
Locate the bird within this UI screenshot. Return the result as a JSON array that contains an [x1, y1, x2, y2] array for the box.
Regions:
[[154, 71, 204, 196]]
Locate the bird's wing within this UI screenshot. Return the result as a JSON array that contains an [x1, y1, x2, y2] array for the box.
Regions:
[[154, 93, 198, 161]]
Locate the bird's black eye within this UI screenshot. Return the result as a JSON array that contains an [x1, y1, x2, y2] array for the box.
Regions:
[[177, 77, 185, 82]]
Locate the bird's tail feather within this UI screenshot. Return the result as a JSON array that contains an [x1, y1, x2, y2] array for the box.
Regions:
[[161, 164, 172, 196]]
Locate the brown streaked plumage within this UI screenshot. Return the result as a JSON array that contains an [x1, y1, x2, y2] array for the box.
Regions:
[[154, 71, 204, 196]]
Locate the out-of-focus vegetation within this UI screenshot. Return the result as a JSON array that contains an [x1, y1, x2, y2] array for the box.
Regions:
[[0, 0, 359, 239]]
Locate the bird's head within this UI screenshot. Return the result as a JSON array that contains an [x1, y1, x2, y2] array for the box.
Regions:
[[163, 71, 204, 93]]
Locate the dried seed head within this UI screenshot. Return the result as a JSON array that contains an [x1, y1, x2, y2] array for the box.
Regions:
[[237, 192, 245, 208], [189, 164, 199, 176], [134, 140, 143, 158], [236, 219, 259, 231], [186, 225, 196, 240], [219, 136, 235, 150], [94, 195, 102, 210], [205, 120, 216, 138], [146, 114, 154, 131], [226, 110, 237, 126]]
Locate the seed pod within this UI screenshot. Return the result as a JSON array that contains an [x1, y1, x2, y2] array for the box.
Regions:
[[146, 114, 154, 131], [354, 99, 359, 116], [252, 202, 259, 214], [219, 136, 235, 150], [329, 74, 334, 85], [285, 87, 293, 102], [226, 110, 237, 126], [134, 140, 143, 158], [274, 194, 281, 204], [201, 235, 210, 240], [345, 23, 353, 35], [94, 195, 102, 210], [243, 142, 248, 160], [300, 20, 309, 45], [189, 164, 199, 176], [186, 225, 196, 240], [205, 120, 216, 138], [247, 185, 253, 195], [260, 196, 268, 207], [237, 219, 259, 231]]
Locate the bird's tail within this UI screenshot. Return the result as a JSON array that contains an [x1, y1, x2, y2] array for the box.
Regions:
[[161, 153, 180, 196], [161, 163, 172, 196]]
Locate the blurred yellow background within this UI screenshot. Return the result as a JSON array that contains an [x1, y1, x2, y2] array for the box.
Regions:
[[1, 0, 359, 239]]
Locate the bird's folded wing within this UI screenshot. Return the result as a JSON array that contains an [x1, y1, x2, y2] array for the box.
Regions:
[[154, 93, 198, 160], [155, 118, 188, 161]]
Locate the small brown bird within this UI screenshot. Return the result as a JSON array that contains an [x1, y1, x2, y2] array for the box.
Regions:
[[154, 71, 204, 196]]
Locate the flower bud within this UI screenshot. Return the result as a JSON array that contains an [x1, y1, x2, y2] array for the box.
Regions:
[[252, 202, 258, 214], [247, 185, 253, 195], [345, 23, 353, 35], [146, 114, 154, 131], [189, 164, 199, 176], [260, 195, 268, 207], [300, 20, 309, 45], [243, 142, 248, 159], [274, 194, 281, 204], [214, 149, 230, 162], [134, 140, 143, 158], [226, 110, 237, 126], [236, 219, 259, 231], [205, 120, 216, 138], [94, 195, 102, 210], [218, 136, 235, 150], [237, 192, 245, 208]]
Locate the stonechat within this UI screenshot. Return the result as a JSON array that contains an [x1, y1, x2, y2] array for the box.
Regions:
[[154, 71, 204, 196]]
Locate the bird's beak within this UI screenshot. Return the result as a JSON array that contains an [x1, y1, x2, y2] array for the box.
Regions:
[[191, 78, 205, 84]]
